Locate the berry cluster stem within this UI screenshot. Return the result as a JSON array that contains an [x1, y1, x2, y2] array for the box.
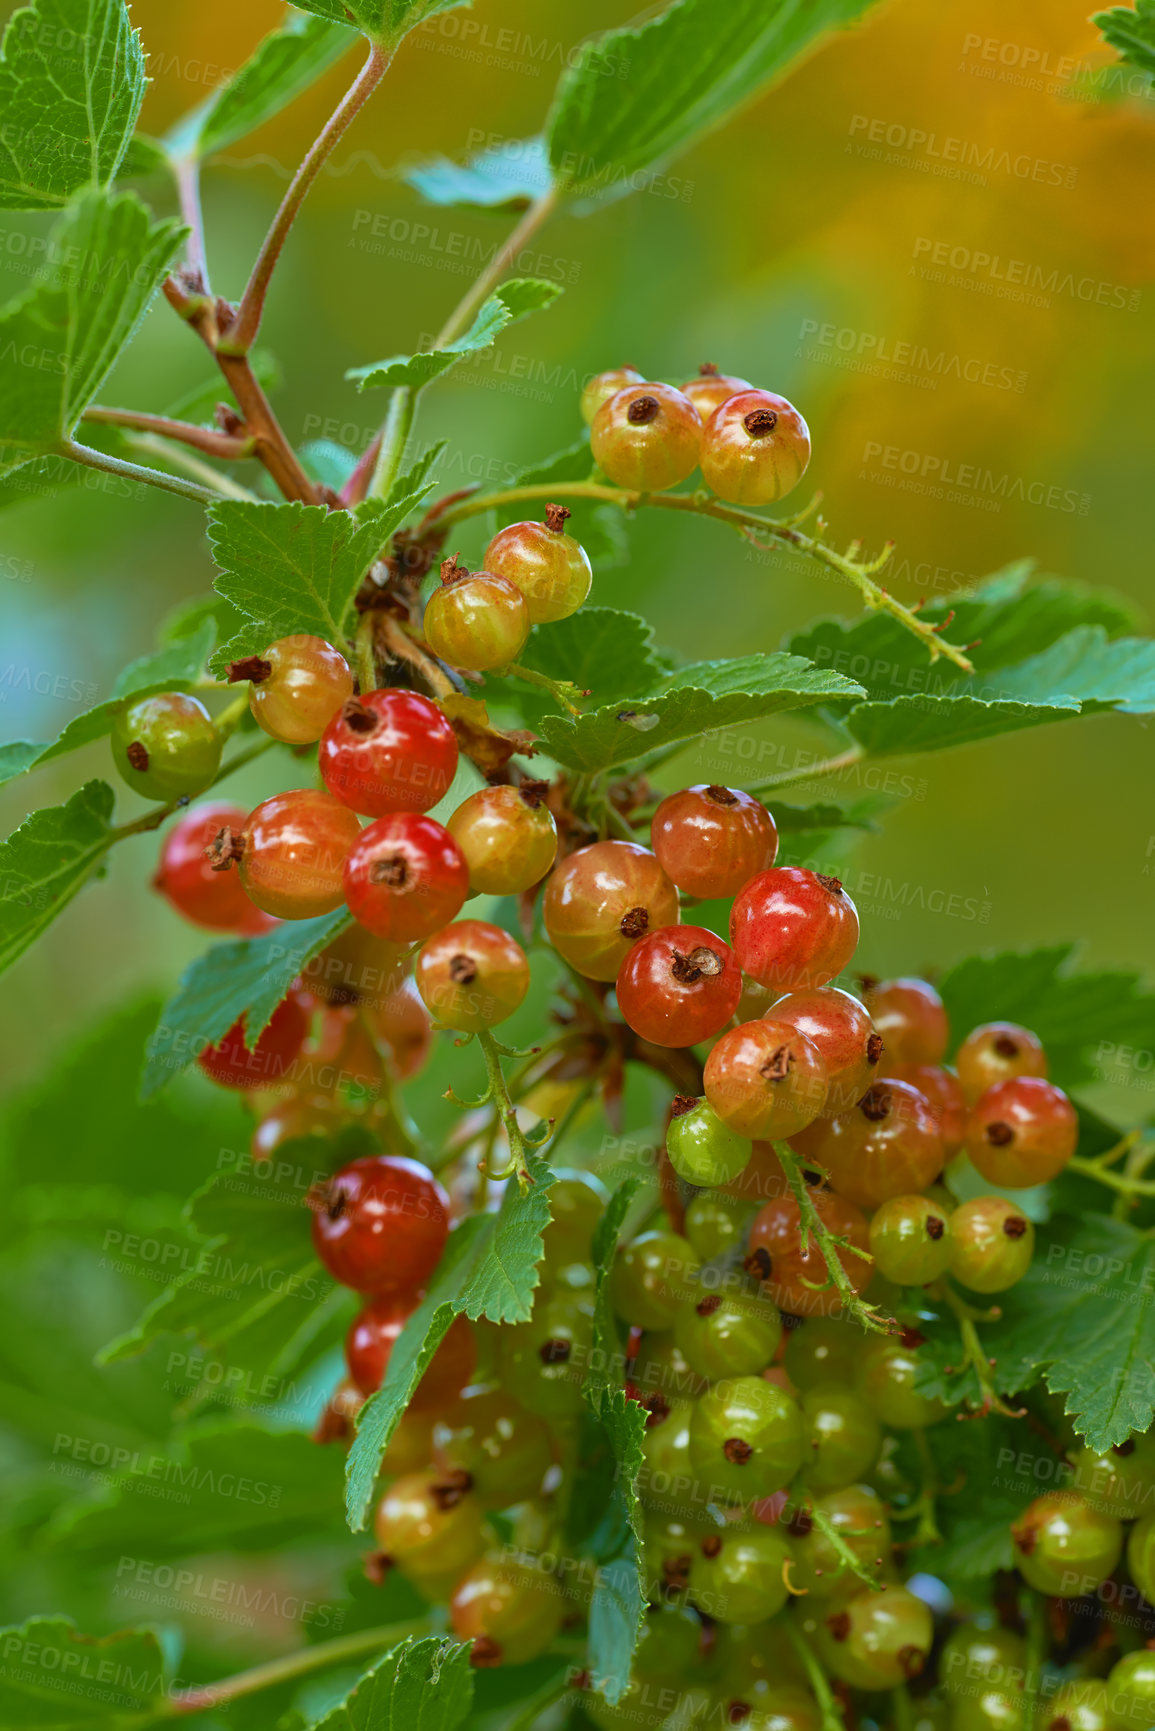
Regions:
[[786, 1623, 846, 1731], [805, 1498, 884, 1591], [164, 1620, 429, 1715], [936, 1280, 1025, 1420], [1070, 1137, 1155, 1199], [773, 1144, 892, 1334]]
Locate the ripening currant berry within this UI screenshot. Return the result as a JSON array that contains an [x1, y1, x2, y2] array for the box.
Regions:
[[683, 1189, 754, 1259], [859, 976, 949, 1065], [729, 867, 860, 992], [939, 1621, 1027, 1700], [210, 788, 362, 920], [233, 634, 354, 744], [882, 1060, 967, 1152], [415, 919, 530, 1032], [446, 780, 558, 895], [318, 688, 458, 817], [610, 1229, 699, 1330], [789, 1485, 892, 1600], [821, 1584, 933, 1691], [949, 1196, 1034, 1293], [373, 1466, 487, 1584], [1129, 1514, 1155, 1607], [344, 813, 469, 943], [580, 363, 645, 425], [196, 994, 310, 1091], [153, 801, 272, 933], [691, 1526, 792, 1625], [768, 985, 884, 1113], [965, 1076, 1078, 1186], [111, 692, 222, 800], [869, 1193, 953, 1285], [673, 1289, 782, 1382], [650, 783, 778, 899], [747, 1188, 873, 1316], [1070, 1438, 1155, 1522], [450, 1554, 565, 1667], [1011, 1492, 1123, 1596], [483, 503, 592, 623], [363, 979, 433, 1081], [699, 389, 811, 506], [1107, 1652, 1155, 1731], [789, 1080, 943, 1210], [704, 1019, 829, 1139], [542, 838, 679, 981], [688, 1374, 807, 1502], [955, 1020, 1047, 1103], [346, 1297, 475, 1405], [615, 922, 741, 1047], [1038, 1682, 1112, 1731], [423, 553, 529, 671], [497, 1290, 594, 1420], [783, 1316, 859, 1391], [679, 361, 755, 420], [431, 1387, 554, 1509], [590, 381, 703, 491], [310, 1154, 449, 1293], [718, 1137, 794, 1206], [665, 1096, 751, 1187], [854, 1337, 945, 1429], [801, 1386, 883, 1492], [250, 1094, 341, 1163]]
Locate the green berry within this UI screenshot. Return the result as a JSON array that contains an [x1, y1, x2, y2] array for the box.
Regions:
[[1127, 1510, 1155, 1604], [1010, 1492, 1122, 1596], [1104, 1650, 1155, 1731], [1070, 1436, 1155, 1523], [692, 1524, 792, 1624], [822, 1582, 933, 1690], [611, 1230, 699, 1331], [688, 1375, 806, 1502], [667, 1099, 752, 1187], [1038, 1680, 1111, 1731], [855, 1337, 945, 1430], [111, 693, 222, 800], [783, 1317, 858, 1392], [788, 1483, 891, 1596], [673, 1291, 782, 1382], [498, 1290, 593, 1420], [800, 1386, 882, 1492], [939, 1619, 1026, 1699], [542, 1167, 611, 1260], [684, 1191, 755, 1261], [868, 1193, 953, 1285]]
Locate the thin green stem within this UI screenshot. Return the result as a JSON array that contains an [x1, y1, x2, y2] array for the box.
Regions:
[[367, 385, 415, 502], [786, 1623, 845, 1731], [889, 1429, 942, 1548], [1023, 1582, 1048, 1718], [123, 434, 260, 503], [476, 1029, 550, 1190], [892, 1685, 916, 1731], [774, 1144, 892, 1333], [433, 189, 558, 348], [166, 1621, 430, 1715], [745, 749, 867, 797], [1069, 1150, 1155, 1197], [173, 152, 210, 290], [937, 1281, 1025, 1419], [355, 612, 378, 692], [806, 1499, 883, 1590], [503, 660, 585, 715], [60, 440, 220, 505]]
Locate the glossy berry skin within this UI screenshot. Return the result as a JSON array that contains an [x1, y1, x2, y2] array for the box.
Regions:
[[590, 381, 703, 491], [610, 1230, 699, 1331], [424, 557, 530, 671], [950, 1196, 1034, 1294], [854, 1337, 945, 1429], [769, 986, 884, 1115], [451, 1554, 564, 1667], [319, 688, 458, 817], [822, 1584, 933, 1690], [884, 1060, 966, 1152], [245, 634, 354, 744], [344, 813, 469, 943], [651, 784, 778, 900], [692, 1526, 792, 1624], [346, 1297, 475, 1406], [373, 1467, 486, 1581], [196, 995, 309, 1091], [869, 1194, 953, 1285], [497, 1291, 593, 1420], [446, 783, 557, 895], [542, 840, 678, 982], [639, 1398, 700, 1515], [790, 1484, 891, 1596], [541, 1169, 611, 1262], [730, 867, 860, 993], [1039, 1682, 1111, 1731], [250, 1093, 341, 1164], [784, 1316, 859, 1391], [154, 801, 271, 933], [311, 1155, 449, 1294], [688, 1375, 806, 1502], [790, 1080, 943, 1210], [801, 1387, 882, 1492], [431, 1387, 554, 1508], [1071, 1439, 1155, 1522], [673, 1291, 782, 1382], [749, 1189, 873, 1317], [956, 1020, 1047, 1103], [1011, 1492, 1123, 1596], [580, 364, 645, 425], [679, 363, 755, 420], [616, 923, 741, 1047], [237, 788, 362, 920], [666, 1098, 751, 1187], [939, 1621, 1026, 1699], [415, 919, 529, 1033], [704, 1019, 829, 1139], [965, 1076, 1078, 1187], [1107, 1649, 1155, 1731], [700, 389, 811, 506], [111, 693, 221, 801], [365, 980, 433, 1082], [719, 1138, 794, 1206], [683, 1190, 754, 1259], [861, 977, 949, 1066], [484, 510, 592, 624]]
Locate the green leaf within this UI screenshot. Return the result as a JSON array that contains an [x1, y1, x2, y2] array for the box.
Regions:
[[0, 780, 115, 973], [515, 608, 666, 718], [897, 1418, 1023, 1592], [546, 0, 880, 204], [0, 189, 184, 471], [0, 1617, 170, 1725], [313, 1637, 474, 1731], [348, 278, 563, 392], [141, 910, 352, 1099], [1094, 0, 1155, 74], [168, 15, 357, 160], [345, 1152, 555, 1530], [403, 139, 550, 212], [206, 493, 428, 673], [535, 654, 865, 774], [0, 0, 146, 209], [0, 617, 215, 787], [772, 798, 879, 833], [285, 0, 469, 51]]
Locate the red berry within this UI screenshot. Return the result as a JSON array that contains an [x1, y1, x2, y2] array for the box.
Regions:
[[319, 688, 458, 818], [790, 1080, 943, 1210], [424, 554, 529, 671], [956, 1021, 1047, 1103], [154, 801, 272, 934], [416, 919, 530, 1033], [700, 389, 810, 506], [483, 504, 592, 624], [311, 1154, 449, 1293], [242, 634, 354, 744], [615, 922, 741, 1048], [446, 782, 558, 895], [748, 1188, 873, 1316], [965, 1076, 1078, 1187], [228, 788, 362, 921], [651, 782, 778, 900], [344, 813, 469, 943], [197, 994, 310, 1091], [704, 1019, 829, 1139], [767, 985, 883, 1114], [580, 364, 645, 425], [679, 362, 755, 420], [729, 867, 860, 992], [883, 1062, 967, 1153], [861, 977, 949, 1066], [590, 382, 702, 491], [542, 839, 679, 981], [346, 1295, 475, 1406]]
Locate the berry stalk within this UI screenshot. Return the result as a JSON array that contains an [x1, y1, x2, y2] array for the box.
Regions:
[[773, 1143, 892, 1333]]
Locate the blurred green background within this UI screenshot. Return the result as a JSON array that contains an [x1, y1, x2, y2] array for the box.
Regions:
[[1, 0, 1153, 1097]]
